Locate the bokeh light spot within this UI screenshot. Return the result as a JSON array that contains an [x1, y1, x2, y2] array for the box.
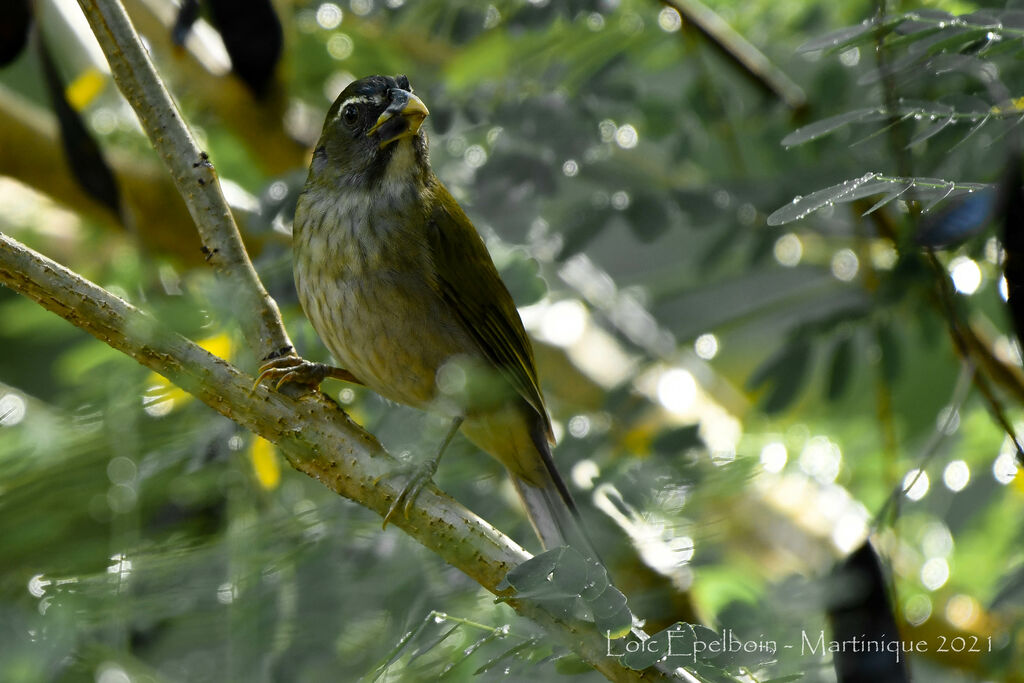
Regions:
[[658, 7, 682, 32], [0, 393, 26, 426], [96, 663, 131, 683], [327, 33, 354, 60], [316, 3, 343, 28], [949, 256, 982, 294], [831, 249, 859, 281], [568, 415, 591, 438], [760, 442, 787, 473], [903, 469, 929, 501], [350, 0, 373, 16], [799, 436, 841, 484], [774, 233, 802, 267], [541, 299, 587, 346], [921, 522, 953, 558], [571, 459, 600, 489], [921, 557, 949, 591], [943, 460, 970, 491], [615, 124, 638, 149], [905, 594, 932, 625], [832, 513, 868, 553], [993, 450, 1018, 485], [464, 145, 487, 168], [657, 368, 697, 415], [945, 594, 979, 630], [694, 333, 718, 360]]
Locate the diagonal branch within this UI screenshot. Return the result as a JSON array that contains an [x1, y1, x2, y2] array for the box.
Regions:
[[76, 0, 290, 361], [0, 231, 665, 683]]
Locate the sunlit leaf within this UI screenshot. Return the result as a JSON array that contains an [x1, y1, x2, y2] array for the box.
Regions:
[[766, 173, 882, 225], [770, 175, 990, 226]]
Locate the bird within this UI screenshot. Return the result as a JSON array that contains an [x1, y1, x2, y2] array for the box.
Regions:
[[257, 74, 595, 556]]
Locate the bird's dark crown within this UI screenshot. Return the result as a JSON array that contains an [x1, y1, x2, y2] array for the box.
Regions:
[[324, 74, 412, 124]]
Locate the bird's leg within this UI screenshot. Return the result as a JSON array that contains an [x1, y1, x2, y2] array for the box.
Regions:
[[379, 416, 464, 528], [252, 353, 362, 393]]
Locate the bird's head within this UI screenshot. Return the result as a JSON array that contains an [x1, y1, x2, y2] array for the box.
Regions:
[[311, 74, 430, 186]]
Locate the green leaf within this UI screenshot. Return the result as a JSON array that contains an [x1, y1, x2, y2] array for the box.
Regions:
[[747, 338, 814, 415], [594, 604, 632, 641], [498, 548, 561, 592], [798, 22, 875, 53], [550, 547, 589, 595], [781, 109, 886, 147], [770, 174, 991, 226], [552, 653, 592, 675], [472, 637, 545, 675], [767, 173, 884, 225], [579, 558, 610, 601], [589, 585, 628, 619]]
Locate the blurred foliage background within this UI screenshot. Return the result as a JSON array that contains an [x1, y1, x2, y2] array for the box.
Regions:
[[3, 0, 1024, 681]]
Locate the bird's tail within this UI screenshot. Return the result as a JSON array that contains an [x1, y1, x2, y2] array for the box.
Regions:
[[510, 427, 600, 560]]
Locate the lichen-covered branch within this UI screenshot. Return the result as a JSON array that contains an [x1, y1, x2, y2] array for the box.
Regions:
[[76, 0, 291, 360]]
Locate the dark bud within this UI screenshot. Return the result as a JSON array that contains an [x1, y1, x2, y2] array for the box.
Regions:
[[206, 0, 283, 98], [171, 0, 202, 47], [0, 0, 31, 66], [1001, 153, 1024, 344], [826, 541, 910, 683], [916, 187, 996, 248], [37, 34, 121, 216]]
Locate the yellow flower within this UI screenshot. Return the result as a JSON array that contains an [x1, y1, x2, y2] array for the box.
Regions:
[[66, 68, 106, 111], [248, 437, 281, 490], [144, 333, 232, 415]]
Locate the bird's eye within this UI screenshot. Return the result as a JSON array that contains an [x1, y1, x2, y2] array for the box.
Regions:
[[342, 104, 358, 126]]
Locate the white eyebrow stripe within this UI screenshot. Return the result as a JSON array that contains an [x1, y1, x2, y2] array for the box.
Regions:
[[334, 95, 381, 119]]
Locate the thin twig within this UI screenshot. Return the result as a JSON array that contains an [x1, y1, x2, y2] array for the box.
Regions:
[[77, 0, 292, 362], [0, 231, 665, 683], [872, 359, 975, 531], [660, 0, 806, 112], [925, 250, 1024, 466]]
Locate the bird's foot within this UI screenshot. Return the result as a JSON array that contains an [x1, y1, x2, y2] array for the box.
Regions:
[[375, 456, 439, 529], [252, 355, 361, 394]]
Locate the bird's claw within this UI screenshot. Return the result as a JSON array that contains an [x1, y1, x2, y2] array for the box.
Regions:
[[376, 457, 439, 528], [252, 356, 361, 395], [252, 355, 322, 394]]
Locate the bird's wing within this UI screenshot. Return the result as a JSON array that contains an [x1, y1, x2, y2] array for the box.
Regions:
[[425, 179, 553, 440]]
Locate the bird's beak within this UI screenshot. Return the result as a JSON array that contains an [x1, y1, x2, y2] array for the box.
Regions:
[[367, 89, 429, 146]]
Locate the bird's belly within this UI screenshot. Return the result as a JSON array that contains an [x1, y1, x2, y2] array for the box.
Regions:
[[296, 266, 465, 410]]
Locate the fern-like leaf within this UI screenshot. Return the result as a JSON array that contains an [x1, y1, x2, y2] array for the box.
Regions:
[[768, 174, 991, 226]]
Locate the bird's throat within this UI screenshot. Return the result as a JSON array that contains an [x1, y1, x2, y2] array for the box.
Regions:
[[380, 139, 425, 201]]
